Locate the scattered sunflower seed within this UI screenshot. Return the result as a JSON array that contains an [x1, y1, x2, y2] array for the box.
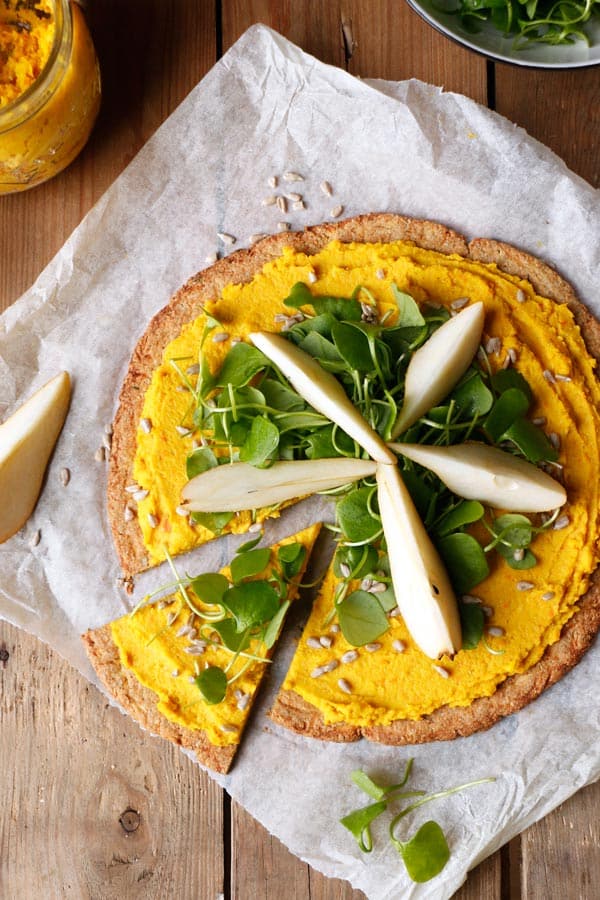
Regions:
[[248, 522, 263, 533], [262, 195, 277, 206], [542, 591, 555, 601], [368, 581, 387, 594], [543, 370, 556, 384], [330, 205, 343, 218], [375, 268, 385, 280], [186, 363, 200, 376], [330, 624, 340, 634], [277, 221, 291, 232], [125, 483, 141, 493], [481, 605, 494, 617], [306, 637, 322, 649], [171, 669, 179, 677], [508, 347, 518, 363], [433, 665, 450, 678], [285, 192, 302, 202], [311, 660, 339, 678], [392, 640, 406, 653], [502, 354, 512, 369], [217, 232, 236, 245], [176, 624, 191, 637], [320, 180, 333, 196], [220, 724, 238, 734], [338, 678, 352, 694], [268, 175, 278, 188], [277, 196, 288, 214], [365, 642, 381, 652], [250, 233, 268, 245], [204, 252, 218, 265], [387, 606, 401, 617], [231, 336, 243, 344], [29, 529, 41, 548], [283, 171, 304, 182], [308, 271, 317, 284], [517, 581, 534, 591], [513, 548, 525, 562], [176, 385, 189, 393], [339, 563, 351, 579], [237, 693, 251, 711], [553, 515, 570, 530], [188, 675, 196, 684], [361, 577, 373, 591], [133, 489, 149, 502], [104, 422, 113, 436], [451, 297, 469, 310], [176, 425, 192, 436], [532, 416, 546, 426], [462, 594, 481, 605], [319, 635, 333, 648], [548, 432, 561, 450], [147, 513, 158, 528], [292, 200, 305, 211], [516, 289, 527, 303], [94, 446, 106, 462], [487, 626, 505, 637], [60, 467, 70, 487], [167, 611, 178, 626], [485, 337, 502, 355], [185, 645, 206, 656], [175, 505, 189, 517], [555, 373, 572, 383], [140, 417, 152, 434], [341, 650, 359, 664], [123, 506, 135, 523], [212, 332, 230, 343]]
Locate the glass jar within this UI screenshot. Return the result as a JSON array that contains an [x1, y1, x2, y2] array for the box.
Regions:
[[0, 0, 101, 194]]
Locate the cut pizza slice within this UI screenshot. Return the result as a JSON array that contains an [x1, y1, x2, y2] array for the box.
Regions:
[[83, 523, 321, 774]]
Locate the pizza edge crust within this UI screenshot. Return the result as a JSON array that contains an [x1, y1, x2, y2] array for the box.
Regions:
[[82, 625, 236, 773]]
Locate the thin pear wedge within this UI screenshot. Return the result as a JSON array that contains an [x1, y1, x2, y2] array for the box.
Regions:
[[389, 442, 566, 512], [181, 458, 378, 512], [390, 301, 485, 438], [249, 331, 396, 464], [376, 463, 462, 659], [0, 371, 71, 543]]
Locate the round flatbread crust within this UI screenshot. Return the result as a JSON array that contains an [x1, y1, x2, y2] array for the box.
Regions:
[[105, 212, 600, 745]]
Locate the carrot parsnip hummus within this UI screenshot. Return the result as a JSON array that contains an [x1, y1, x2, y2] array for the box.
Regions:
[[124, 236, 600, 728]]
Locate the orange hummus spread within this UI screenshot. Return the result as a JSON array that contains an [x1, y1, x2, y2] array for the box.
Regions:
[[0, 1, 55, 107], [132, 239, 600, 726]]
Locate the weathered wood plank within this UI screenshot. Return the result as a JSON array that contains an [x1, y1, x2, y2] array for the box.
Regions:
[[0, 619, 224, 898], [494, 66, 600, 188]]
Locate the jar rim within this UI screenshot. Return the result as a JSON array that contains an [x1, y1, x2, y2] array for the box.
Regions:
[[0, 0, 72, 131]]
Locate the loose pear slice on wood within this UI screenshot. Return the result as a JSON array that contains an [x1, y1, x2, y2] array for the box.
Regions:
[[376, 463, 462, 659], [0, 372, 71, 543], [249, 331, 396, 464], [390, 442, 566, 512], [390, 301, 485, 438], [182, 458, 378, 512]]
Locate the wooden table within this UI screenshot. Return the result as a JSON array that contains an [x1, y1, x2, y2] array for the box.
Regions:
[[1, 3, 599, 897]]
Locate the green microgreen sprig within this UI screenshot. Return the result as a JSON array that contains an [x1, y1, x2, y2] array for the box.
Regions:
[[340, 762, 495, 882], [447, 0, 600, 48]]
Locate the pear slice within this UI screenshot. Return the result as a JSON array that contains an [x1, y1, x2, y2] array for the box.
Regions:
[[0, 371, 71, 543], [249, 331, 396, 464], [390, 301, 485, 438], [181, 457, 378, 512], [376, 463, 462, 659], [390, 442, 566, 512]]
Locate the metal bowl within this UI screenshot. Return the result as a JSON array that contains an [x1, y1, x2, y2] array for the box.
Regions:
[[406, 0, 600, 68]]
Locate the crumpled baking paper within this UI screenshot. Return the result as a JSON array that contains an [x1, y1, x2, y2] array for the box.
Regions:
[[1, 24, 599, 900]]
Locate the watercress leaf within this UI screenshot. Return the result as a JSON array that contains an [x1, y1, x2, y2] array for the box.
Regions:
[[312, 295, 362, 321], [222, 580, 280, 631], [452, 372, 493, 417], [437, 533, 490, 594], [229, 419, 251, 447], [299, 331, 344, 363], [239, 415, 280, 467], [230, 547, 272, 584], [332, 321, 374, 371], [505, 548, 537, 569], [260, 378, 306, 412], [400, 468, 437, 522], [286, 313, 338, 343], [397, 821, 450, 883], [503, 417, 558, 463], [190, 572, 230, 606], [340, 800, 387, 852], [262, 599, 290, 649], [236, 535, 263, 553], [493, 513, 532, 549], [276, 410, 330, 432], [190, 510, 233, 534], [283, 282, 314, 309], [186, 446, 218, 479], [435, 500, 485, 537], [351, 770, 387, 800], [305, 425, 355, 459], [459, 601, 485, 649], [336, 487, 381, 543], [216, 343, 270, 388], [334, 545, 379, 580], [195, 666, 228, 705], [277, 542, 307, 578], [490, 368, 533, 402], [337, 590, 389, 646], [391, 286, 426, 327], [485, 388, 530, 442], [212, 619, 251, 652]]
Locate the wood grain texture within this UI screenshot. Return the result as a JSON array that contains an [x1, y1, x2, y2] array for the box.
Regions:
[[1, 1, 599, 897]]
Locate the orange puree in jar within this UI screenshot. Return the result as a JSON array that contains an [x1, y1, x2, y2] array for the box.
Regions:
[[0, 0, 100, 193]]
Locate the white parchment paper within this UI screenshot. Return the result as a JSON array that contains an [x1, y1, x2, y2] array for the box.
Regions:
[[1, 25, 599, 899]]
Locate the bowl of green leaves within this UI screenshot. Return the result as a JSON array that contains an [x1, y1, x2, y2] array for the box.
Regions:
[[405, 0, 600, 67]]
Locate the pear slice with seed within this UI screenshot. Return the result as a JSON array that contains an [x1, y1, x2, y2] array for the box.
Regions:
[[181, 458, 378, 512], [376, 463, 461, 659], [0, 371, 71, 543], [391, 301, 485, 438], [249, 331, 395, 464], [390, 442, 566, 512]]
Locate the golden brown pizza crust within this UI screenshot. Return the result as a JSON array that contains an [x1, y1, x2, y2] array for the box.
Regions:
[[108, 213, 468, 578], [82, 625, 235, 774]]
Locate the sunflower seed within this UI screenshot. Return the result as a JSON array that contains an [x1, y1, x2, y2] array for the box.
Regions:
[[262, 195, 277, 206], [553, 515, 570, 530], [237, 693, 251, 711], [330, 624, 340, 634], [543, 369, 556, 384], [123, 506, 135, 523], [283, 172, 304, 182], [306, 637, 322, 649], [368, 581, 387, 594], [462, 594, 481, 605], [175, 505, 189, 517], [147, 513, 158, 528], [188, 675, 196, 684], [365, 642, 381, 652], [94, 446, 106, 462], [338, 678, 352, 694], [487, 626, 505, 637], [176, 425, 192, 436], [308, 271, 317, 284], [250, 233, 268, 244], [171, 669, 179, 677], [231, 336, 243, 344], [285, 192, 302, 202], [186, 363, 200, 376], [451, 297, 469, 310], [508, 348, 518, 363], [513, 548, 524, 561], [212, 332, 230, 343], [125, 483, 141, 493], [549, 432, 561, 450], [341, 650, 359, 664], [319, 635, 333, 648], [248, 522, 263, 533], [532, 416, 546, 426], [217, 232, 236, 245], [176, 624, 191, 637], [392, 640, 406, 653], [339, 563, 351, 578], [516, 289, 527, 303], [204, 252, 218, 265], [485, 337, 502, 355], [220, 723, 238, 733], [433, 665, 449, 678], [361, 577, 373, 591], [320, 180, 333, 196], [517, 581, 534, 591], [268, 175, 278, 188], [133, 489, 149, 502], [388, 606, 402, 617], [277, 221, 290, 232], [502, 354, 512, 369], [375, 268, 385, 280], [60, 467, 70, 486], [311, 659, 339, 678], [140, 417, 152, 433], [167, 611, 178, 626], [292, 200, 305, 211], [555, 373, 572, 383], [277, 196, 288, 214], [104, 423, 113, 436], [330, 205, 343, 218], [481, 605, 494, 617], [29, 529, 41, 548], [542, 591, 555, 601], [176, 385, 189, 393], [184, 645, 206, 656]]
